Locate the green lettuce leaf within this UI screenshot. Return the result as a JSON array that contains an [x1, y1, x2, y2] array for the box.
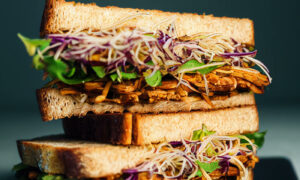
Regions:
[[195, 161, 220, 177], [144, 69, 162, 87], [177, 59, 223, 74], [92, 66, 106, 78], [192, 125, 215, 141], [18, 33, 50, 56]]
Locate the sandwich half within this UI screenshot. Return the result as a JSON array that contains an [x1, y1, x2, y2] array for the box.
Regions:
[[18, 0, 270, 145], [14, 126, 265, 180]]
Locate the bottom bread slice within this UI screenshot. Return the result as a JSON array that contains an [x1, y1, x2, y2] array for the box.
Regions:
[[17, 135, 254, 179], [17, 135, 152, 178], [63, 105, 259, 145]]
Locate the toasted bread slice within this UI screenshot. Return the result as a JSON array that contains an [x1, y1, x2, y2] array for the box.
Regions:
[[37, 88, 256, 121], [63, 105, 258, 145], [17, 135, 151, 178], [41, 0, 254, 45], [18, 135, 254, 179]]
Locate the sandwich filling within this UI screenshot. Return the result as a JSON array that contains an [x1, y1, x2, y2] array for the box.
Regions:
[[13, 127, 265, 180], [19, 26, 270, 105]]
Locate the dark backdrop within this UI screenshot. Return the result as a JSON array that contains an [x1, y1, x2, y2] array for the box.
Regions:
[[0, 0, 299, 112]]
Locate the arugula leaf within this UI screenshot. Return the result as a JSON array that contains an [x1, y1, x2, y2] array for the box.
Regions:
[[43, 56, 94, 84], [195, 161, 220, 177], [92, 66, 106, 78], [177, 59, 223, 75], [244, 131, 266, 149], [18, 33, 50, 56], [144, 69, 162, 87], [192, 125, 215, 141]]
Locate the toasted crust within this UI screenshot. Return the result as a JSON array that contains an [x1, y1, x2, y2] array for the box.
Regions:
[[41, 0, 254, 45], [36, 88, 256, 121], [17, 135, 152, 178], [63, 105, 258, 145], [18, 135, 254, 179], [63, 113, 132, 145]]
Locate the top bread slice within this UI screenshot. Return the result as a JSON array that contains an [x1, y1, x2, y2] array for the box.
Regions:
[[41, 0, 254, 45], [36, 88, 256, 121]]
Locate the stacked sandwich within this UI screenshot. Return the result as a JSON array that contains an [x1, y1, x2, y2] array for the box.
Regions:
[[14, 0, 271, 179]]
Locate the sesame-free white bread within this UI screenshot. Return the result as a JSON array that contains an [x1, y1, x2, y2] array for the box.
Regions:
[[63, 105, 259, 145], [18, 135, 152, 178], [133, 105, 258, 145], [18, 135, 254, 179], [41, 0, 254, 45], [37, 88, 256, 121]]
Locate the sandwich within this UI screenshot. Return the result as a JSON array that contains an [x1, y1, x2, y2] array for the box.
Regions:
[[14, 126, 265, 180], [18, 0, 270, 146], [14, 0, 270, 179]]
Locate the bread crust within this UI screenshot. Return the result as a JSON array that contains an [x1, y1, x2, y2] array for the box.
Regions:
[[62, 105, 259, 145], [37, 88, 256, 121], [63, 113, 132, 145], [40, 0, 254, 45]]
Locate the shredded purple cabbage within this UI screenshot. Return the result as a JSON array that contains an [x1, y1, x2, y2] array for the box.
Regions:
[[218, 155, 231, 173], [220, 50, 257, 58], [169, 141, 183, 147]]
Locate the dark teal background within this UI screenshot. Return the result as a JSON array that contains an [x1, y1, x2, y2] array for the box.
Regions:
[[0, 0, 299, 179]]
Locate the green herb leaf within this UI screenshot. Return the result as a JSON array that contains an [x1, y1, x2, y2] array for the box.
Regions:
[[110, 73, 119, 82], [92, 66, 106, 78], [38, 174, 64, 180], [43, 56, 94, 84], [244, 131, 266, 149], [66, 67, 76, 78], [32, 55, 45, 70], [144, 69, 162, 87], [109, 72, 138, 82], [195, 161, 220, 177], [195, 170, 203, 177], [177, 59, 223, 74], [206, 144, 217, 156], [121, 72, 138, 80], [192, 125, 215, 141], [18, 33, 50, 56]]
